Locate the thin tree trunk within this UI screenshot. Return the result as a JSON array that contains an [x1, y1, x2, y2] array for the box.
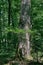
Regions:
[[8, 0, 11, 26], [0, 7, 3, 49], [19, 0, 31, 59]]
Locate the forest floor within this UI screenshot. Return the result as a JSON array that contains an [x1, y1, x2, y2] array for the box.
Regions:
[[0, 57, 43, 65], [4, 61, 43, 65]]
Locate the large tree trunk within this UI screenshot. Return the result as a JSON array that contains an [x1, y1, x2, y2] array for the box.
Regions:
[[19, 0, 31, 59]]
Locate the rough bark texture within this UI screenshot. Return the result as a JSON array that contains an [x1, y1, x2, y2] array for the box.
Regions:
[[19, 0, 31, 59]]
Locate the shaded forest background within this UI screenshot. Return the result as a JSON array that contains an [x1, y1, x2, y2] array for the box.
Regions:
[[0, 0, 43, 65]]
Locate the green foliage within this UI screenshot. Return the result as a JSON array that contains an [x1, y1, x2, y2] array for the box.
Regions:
[[0, 0, 43, 63], [0, 0, 21, 61], [31, 0, 43, 61]]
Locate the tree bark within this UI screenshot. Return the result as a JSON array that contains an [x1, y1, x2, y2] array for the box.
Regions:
[[19, 0, 31, 59]]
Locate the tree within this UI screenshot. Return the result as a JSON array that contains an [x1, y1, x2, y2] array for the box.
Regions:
[[19, 0, 31, 59], [8, 0, 11, 26], [0, 0, 43, 63]]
